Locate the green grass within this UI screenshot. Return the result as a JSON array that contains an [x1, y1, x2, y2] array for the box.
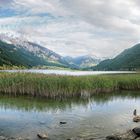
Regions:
[[0, 72, 140, 98]]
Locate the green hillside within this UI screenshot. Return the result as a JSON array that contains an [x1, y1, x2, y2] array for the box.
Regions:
[[93, 43, 140, 71], [0, 41, 67, 68]]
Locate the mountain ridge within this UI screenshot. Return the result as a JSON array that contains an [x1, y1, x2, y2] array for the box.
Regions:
[[0, 34, 102, 69], [0, 39, 71, 68], [64, 55, 101, 68], [93, 43, 140, 71]]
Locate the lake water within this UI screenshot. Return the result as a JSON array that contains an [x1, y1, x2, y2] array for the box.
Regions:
[[0, 91, 140, 140], [0, 69, 135, 76]]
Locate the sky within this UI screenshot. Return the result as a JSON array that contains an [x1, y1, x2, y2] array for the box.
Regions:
[[0, 0, 140, 57]]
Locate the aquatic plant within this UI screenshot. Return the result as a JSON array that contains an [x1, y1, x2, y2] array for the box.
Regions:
[[0, 72, 140, 98]]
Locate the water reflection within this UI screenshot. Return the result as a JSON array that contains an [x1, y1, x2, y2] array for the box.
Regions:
[[0, 91, 140, 112], [0, 91, 140, 140], [0, 95, 89, 112]]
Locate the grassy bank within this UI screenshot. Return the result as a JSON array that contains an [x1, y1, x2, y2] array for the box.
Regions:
[[0, 72, 140, 98]]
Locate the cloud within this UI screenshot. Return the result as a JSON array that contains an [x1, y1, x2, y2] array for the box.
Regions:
[[0, 0, 140, 57], [0, 0, 13, 5], [12, 0, 70, 16], [60, 0, 140, 34]]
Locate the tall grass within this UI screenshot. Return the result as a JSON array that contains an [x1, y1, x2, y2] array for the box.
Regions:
[[0, 72, 140, 98]]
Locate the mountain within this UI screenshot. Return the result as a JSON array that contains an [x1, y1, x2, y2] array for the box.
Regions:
[[15, 42, 70, 67], [64, 55, 101, 68], [0, 33, 102, 69], [0, 34, 72, 68], [0, 40, 42, 67], [0, 40, 68, 68], [93, 43, 140, 71]]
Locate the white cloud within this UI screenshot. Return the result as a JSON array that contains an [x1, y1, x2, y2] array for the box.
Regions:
[[1, 0, 140, 57], [12, 0, 70, 16]]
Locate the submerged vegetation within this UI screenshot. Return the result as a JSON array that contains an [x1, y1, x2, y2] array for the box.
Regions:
[[0, 72, 140, 98]]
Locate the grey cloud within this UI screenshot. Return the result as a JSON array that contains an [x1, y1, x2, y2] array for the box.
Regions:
[[0, 0, 12, 4], [1, 0, 140, 57], [0, 0, 13, 6], [60, 0, 140, 34]]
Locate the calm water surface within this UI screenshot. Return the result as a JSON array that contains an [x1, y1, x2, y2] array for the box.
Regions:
[[1, 69, 135, 76], [0, 91, 140, 140]]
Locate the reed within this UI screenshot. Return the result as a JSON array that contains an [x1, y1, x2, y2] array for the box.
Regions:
[[0, 72, 140, 98]]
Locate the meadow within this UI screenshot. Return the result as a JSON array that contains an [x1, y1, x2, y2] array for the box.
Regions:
[[0, 72, 140, 99]]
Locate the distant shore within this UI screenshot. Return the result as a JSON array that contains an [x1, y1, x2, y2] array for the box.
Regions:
[[0, 72, 140, 98]]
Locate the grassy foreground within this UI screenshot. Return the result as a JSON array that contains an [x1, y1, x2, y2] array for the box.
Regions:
[[0, 72, 140, 98]]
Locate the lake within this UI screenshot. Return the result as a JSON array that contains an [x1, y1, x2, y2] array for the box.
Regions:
[[0, 69, 135, 76], [0, 91, 140, 140]]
